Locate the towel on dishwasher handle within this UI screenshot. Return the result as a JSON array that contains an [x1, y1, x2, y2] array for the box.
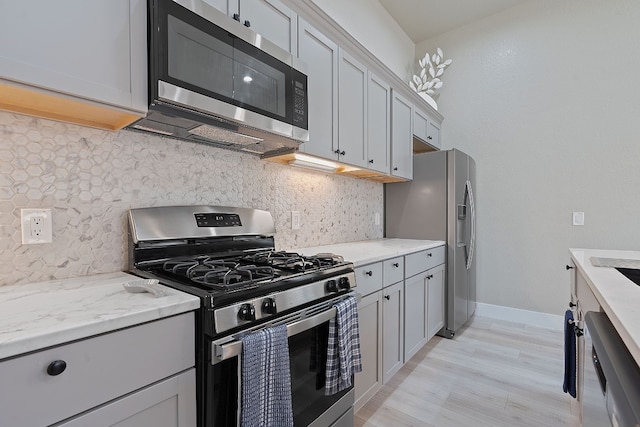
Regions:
[[325, 296, 363, 395], [240, 324, 294, 427], [563, 309, 577, 398]]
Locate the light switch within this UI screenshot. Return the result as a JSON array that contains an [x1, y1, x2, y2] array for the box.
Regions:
[[572, 212, 585, 226]]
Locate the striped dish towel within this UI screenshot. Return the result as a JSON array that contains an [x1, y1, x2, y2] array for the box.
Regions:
[[240, 324, 294, 427], [325, 296, 363, 395]]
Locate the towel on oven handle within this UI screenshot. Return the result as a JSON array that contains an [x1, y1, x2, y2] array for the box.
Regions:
[[240, 324, 294, 427], [325, 295, 363, 395]]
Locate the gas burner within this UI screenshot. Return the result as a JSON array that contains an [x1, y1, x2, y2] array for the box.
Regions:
[[163, 256, 239, 278], [191, 265, 275, 291], [241, 251, 343, 272]]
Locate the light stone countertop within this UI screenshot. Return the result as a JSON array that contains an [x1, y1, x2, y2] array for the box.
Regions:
[[0, 272, 200, 360], [570, 248, 640, 365], [292, 238, 445, 267]]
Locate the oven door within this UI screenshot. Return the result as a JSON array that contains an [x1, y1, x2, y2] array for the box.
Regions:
[[208, 298, 355, 427]]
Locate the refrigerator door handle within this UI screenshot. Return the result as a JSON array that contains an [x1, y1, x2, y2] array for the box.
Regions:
[[466, 179, 476, 270]]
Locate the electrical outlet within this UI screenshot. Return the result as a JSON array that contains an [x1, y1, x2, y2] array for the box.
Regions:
[[374, 212, 381, 226], [291, 211, 301, 230], [21, 209, 53, 244], [572, 211, 585, 226]]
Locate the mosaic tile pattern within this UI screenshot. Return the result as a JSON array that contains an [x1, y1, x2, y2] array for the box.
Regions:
[[0, 111, 383, 286]]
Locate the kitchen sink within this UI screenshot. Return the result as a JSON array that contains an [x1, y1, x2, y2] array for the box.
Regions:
[[615, 267, 640, 286]]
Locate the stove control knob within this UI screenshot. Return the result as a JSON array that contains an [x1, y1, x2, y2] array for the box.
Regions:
[[261, 298, 277, 315], [338, 277, 351, 290], [325, 279, 339, 293], [238, 303, 256, 321]]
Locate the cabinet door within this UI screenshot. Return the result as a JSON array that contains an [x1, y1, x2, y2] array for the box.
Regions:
[[0, 0, 146, 113], [404, 271, 428, 361], [203, 0, 239, 15], [354, 291, 383, 412], [427, 263, 446, 340], [391, 90, 413, 179], [338, 49, 368, 168], [58, 369, 196, 427], [239, 0, 297, 55], [297, 18, 338, 159], [382, 281, 404, 384], [427, 119, 441, 149], [366, 72, 391, 173]]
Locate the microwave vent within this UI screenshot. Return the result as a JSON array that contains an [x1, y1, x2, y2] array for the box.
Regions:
[[189, 125, 264, 146]]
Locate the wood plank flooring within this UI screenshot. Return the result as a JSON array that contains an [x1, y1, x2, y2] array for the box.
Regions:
[[355, 315, 581, 427]]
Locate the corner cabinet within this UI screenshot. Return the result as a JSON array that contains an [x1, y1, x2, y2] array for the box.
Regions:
[[0, 313, 196, 427], [390, 91, 414, 180], [0, 0, 147, 129], [414, 107, 441, 150], [297, 18, 339, 160]]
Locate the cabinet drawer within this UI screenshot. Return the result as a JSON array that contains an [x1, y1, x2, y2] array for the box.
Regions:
[[382, 257, 404, 287], [355, 262, 383, 296], [405, 245, 445, 278], [0, 312, 195, 427]]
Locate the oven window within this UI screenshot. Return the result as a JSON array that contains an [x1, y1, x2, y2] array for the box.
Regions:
[[289, 322, 350, 427]]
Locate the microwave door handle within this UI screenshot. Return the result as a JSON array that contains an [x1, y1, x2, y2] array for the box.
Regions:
[[466, 180, 476, 270], [212, 305, 338, 364]]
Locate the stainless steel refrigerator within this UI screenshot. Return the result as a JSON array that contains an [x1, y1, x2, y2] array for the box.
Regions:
[[385, 149, 476, 338]]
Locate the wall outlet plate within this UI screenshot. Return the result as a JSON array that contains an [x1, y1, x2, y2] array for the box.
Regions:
[[572, 211, 585, 226], [291, 211, 301, 230], [21, 208, 53, 244]]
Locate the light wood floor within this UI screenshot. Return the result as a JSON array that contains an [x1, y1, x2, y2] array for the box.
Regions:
[[355, 315, 581, 427]]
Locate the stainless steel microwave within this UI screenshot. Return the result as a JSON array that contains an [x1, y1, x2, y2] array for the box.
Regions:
[[129, 0, 309, 156]]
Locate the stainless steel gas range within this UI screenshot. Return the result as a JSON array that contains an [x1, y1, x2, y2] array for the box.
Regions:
[[127, 206, 356, 427]]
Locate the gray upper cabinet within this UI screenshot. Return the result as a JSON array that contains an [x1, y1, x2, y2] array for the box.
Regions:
[[338, 49, 368, 168], [212, 0, 297, 54], [366, 72, 391, 174], [414, 107, 441, 150], [297, 18, 338, 159], [0, 0, 147, 126], [391, 90, 414, 180]]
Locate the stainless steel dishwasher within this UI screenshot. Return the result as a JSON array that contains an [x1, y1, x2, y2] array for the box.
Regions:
[[584, 311, 640, 426]]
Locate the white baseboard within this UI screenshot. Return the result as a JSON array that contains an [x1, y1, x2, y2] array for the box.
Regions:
[[474, 302, 564, 331]]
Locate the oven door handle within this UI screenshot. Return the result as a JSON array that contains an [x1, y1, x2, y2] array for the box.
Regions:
[[212, 306, 337, 364]]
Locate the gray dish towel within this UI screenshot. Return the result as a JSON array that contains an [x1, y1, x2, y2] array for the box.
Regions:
[[325, 296, 363, 395], [240, 324, 294, 427]]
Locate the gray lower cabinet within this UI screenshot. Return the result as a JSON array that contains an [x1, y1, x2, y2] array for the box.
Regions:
[[426, 263, 446, 340], [382, 281, 404, 384], [403, 270, 429, 361], [0, 312, 196, 427], [56, 369, 196, 427], [354, 291, 383, 412]]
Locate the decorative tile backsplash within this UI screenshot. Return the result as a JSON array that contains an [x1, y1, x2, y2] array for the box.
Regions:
[[0, 111, 383, 286]]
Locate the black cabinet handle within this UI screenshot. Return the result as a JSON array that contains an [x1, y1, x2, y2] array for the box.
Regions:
[[393, 263, 399, 268], [427, 135, 433, 140], [566, 265, 574, 270], [244, 20, 250, 27], [427, 253, 433, 257], [427, 275, 433, 279], [233, 13, 240, 21], [365, 270, 373, 276], [569, 302, 576, 308], [47, 360, 67, 376], [341, 151, 346, 156], [334, 149, 345, 155], [384, 295, 390, 300], [369, 159, 374, 164], [393, 167, 398, 171]]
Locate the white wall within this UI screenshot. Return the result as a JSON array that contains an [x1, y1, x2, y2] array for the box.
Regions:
[[417, 0, 640, 315], [311, 0, 415, 80]]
